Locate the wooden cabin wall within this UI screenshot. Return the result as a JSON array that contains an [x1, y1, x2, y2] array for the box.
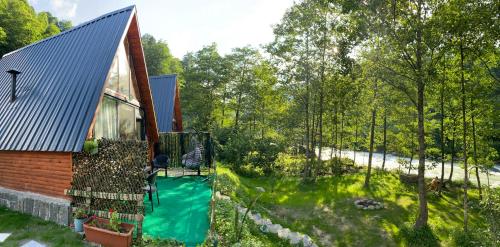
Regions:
[[0, 151, 72, 198]]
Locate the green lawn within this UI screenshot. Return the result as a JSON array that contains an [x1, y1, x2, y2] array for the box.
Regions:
[[0, 207, 84, 247], [217, 166, 488, 247]]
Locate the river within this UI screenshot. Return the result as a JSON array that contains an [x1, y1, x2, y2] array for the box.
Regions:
[[317, 148, 500, 188]]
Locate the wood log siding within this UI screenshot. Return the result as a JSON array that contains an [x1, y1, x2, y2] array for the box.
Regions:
[[0, 151, 72, 198]]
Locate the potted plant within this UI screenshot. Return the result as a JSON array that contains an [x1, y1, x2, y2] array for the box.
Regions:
[[73, 207, 88, 232], [84, 209, 134, 247]]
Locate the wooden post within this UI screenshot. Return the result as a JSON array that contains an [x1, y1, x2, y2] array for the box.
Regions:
[[136, 195, 144, 240], [85, 187, 92, 208]]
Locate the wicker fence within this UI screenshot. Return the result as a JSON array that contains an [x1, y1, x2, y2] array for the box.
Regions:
[[70, 139, 148, 238], [157, 132, 214, 168]]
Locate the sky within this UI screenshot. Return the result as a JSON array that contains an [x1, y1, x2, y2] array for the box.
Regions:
[[28, 0, 295, 58]]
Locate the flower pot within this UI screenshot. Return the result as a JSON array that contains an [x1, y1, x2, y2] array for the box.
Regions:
[[74, 218, 87, 232], [84, 217, 134, 247]]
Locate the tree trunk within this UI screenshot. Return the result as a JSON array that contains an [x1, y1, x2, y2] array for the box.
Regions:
[[460, 39, 469, 232], [382, 111, 387, 170], [234, 92, 242, 129], [409, 140, 415, 175], [439, 71, 446, 195], [221, 84, 227, 126], [471, 99, 482, 199], [354, 124, 358, 165], [448, 120, 456, 182], [414, 0, 428, 228], [303, 32, 312, 180], [364, 80, 377, 188], [334, 105, 338, 159], [330, 112, 335, 160], [317, 21, 327, 176], [339, 111, 344, 160]]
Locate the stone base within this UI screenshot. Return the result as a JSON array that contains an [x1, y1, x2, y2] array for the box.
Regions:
[[0, 186, 70, 226]]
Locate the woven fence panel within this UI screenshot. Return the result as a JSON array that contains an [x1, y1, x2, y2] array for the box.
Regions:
[[158, 132, 214, 168], [71, 139, 148, 215]]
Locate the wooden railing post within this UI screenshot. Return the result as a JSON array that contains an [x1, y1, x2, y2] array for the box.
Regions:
[[136, 194, 144, 240], [85, 187, 92, 209]]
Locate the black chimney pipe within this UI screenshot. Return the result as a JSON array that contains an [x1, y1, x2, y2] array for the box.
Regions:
[[7, 69, 21, 102]]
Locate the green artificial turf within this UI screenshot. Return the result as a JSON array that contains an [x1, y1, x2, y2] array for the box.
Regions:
[[0, 207, 83, 247], [142, 176, 212, 247]]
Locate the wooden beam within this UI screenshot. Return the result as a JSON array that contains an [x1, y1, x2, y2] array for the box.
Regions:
[[126, 14, 159, 144], [174, 80, 183, 132]]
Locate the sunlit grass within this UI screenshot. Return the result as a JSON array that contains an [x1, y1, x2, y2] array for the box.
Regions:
[[217, 165, 487, 247], [0, 207, 84, 247]]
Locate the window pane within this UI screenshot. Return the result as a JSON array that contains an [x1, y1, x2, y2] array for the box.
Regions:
[[108, 57, 119, 91], [95, 97, 118, 139], [136, 108, 144, 140], [118, 103, 136, 140], [118, 44, 130, 97], [129, 55, 138, 101]]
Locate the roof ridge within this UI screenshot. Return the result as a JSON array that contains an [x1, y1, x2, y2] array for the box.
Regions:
[[2, 5, 136, 58]]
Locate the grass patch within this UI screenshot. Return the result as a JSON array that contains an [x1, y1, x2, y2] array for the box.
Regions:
[[216, 165, 489, 247], [0, 207, 83, 247], [204, 193, 292, 246]]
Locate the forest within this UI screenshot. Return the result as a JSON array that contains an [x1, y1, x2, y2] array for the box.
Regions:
[[0, 0, 499, 246], [141, 0, 500, 245]]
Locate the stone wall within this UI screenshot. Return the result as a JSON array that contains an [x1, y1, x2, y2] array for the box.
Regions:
[[0, 186, 71, 225]]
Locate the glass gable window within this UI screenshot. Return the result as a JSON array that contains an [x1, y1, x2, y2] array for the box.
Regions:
[[94, 39, 144, 141], [95, 97, 118, 139]]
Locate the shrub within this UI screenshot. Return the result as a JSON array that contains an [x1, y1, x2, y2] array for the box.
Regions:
[[449, 228, 496, 247], [323, 157, 357, 176], [236, 164, 265, 178], [215, 127, 285, 175], [217, 173, 237, 196], [479, 187, 500, 245], [274, 153, 305, 176], [400, 223, 439, 247]]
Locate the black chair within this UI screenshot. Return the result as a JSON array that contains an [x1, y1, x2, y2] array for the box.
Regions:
[[152, 154, 169, 175], [144, 169, 160, 212]]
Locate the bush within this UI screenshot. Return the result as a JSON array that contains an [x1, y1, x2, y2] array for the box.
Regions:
[[323, 157, 357, 176], [217, 173, 237, 196], [274, 153, 305, 176], [479, 187, 500, 245], [236, 164, 265, 178], [202, 197, 289, 247], [216, 128, 285, 175], [400, 223, 439, 247], [449, 228, 496, 247]]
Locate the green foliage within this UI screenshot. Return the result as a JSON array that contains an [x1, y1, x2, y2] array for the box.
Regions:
[[83, 139, 98, 154], [0, 207, 83, 246], [202, 197, 289, 247], [141, 34, 183, 79], [274, 153, 305, 176], [400, 223, 440, 247], [134, 237, 183, 247], [72, 207, 88, 220], [478, 187, 500, 244], [449, 228, 496, 247], [217, 173, 237, 196], [0, 0, 71, 57], [216, 128, 285, 175], [109, 211, 121, 232], [217, 165, 492, 246]]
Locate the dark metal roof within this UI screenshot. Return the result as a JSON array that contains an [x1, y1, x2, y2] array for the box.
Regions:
[[149, 74, 177, 132], [0, 6, 136, 152]]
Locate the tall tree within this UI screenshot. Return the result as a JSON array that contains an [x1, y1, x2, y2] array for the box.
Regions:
[[142, 34, 183, 78]]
